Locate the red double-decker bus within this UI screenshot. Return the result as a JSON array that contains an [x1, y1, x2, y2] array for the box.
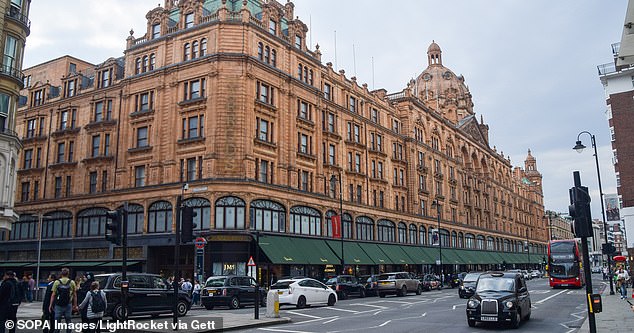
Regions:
[[548, 239, 584, 288]]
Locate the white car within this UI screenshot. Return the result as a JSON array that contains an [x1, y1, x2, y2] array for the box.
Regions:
[[270, 278, 338, 308]]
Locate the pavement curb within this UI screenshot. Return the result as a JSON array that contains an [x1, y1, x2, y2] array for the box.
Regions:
[[118, 317, 292, 333]]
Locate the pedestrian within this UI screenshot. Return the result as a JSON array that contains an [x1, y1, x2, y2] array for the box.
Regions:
[[615, 266, 630, 299], [77, 281, 106, 333], [0, 271, 21, 333], [20, 275, 29, 303], [42, 274, 57, 333], [192, 280, 201, 306], [49, 267, 78, 333], [28, 275, 35, 303], [77, 272, 95, 332], [181, 278, 192, 296], [603, 266, 609, 281]]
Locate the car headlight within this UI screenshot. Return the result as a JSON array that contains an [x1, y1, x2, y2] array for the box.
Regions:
[[505, 301, 514, 309], [467, 299, 480, 308], [459, 285, 464, 290]]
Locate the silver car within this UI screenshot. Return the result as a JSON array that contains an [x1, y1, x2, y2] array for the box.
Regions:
[[377, 272, 422, 297]]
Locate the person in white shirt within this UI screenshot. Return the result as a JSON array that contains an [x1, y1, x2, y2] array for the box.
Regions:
[[192, 280, 201, 306], [615, 266, 630, 299], [181, 279, 193, 296]]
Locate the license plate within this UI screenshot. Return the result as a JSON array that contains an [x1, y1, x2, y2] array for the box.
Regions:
[[380, 282, 391, 285], [480, 316, 497, 322], [277, 291, 283, 295]]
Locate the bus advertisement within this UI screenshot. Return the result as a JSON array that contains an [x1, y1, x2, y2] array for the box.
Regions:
[[548, 239, 585, 288]]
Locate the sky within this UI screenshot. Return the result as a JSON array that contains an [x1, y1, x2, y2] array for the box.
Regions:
[[22, 0, 627, 220]]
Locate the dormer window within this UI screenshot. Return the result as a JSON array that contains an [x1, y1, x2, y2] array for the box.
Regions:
[[152, 23, 161, 39], [63, 79, 77, 98], [98, 68, 112, 89], [269, 19, 276, 35], [185, 12, 194, 29], [295, 35, 302, 49]]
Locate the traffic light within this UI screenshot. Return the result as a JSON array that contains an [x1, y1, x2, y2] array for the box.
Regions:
[[601, 243, 616, 255], [568, 185, 592, 238], [180, 206, 198, 243], [105, 209, 122, 245]]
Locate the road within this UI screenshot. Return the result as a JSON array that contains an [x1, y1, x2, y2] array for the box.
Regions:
[[222, 274, 606, 333]]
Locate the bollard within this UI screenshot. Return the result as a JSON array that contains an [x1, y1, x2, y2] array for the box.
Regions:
[[266, 290, 280, 318]]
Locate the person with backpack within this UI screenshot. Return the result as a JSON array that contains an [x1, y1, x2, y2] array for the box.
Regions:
[[42, 274, 56, 333], [77, 272, 95, 331], [0, 271, 19, 333], [78, 281, 106, 333], [49, 268, 78, 333]]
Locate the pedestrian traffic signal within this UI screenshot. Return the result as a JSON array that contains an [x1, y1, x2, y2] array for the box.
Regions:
[[181, 206, 198, 243], [568, 185, 592, 238], [601, 243, 616, 255], [105, 209, 122, 245]]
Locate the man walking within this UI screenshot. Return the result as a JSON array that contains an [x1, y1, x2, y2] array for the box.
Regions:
[[0, 271, 21, 333], [28, 275, 35, 303], [49, 268, 78, 333], [42, 274, 57, 333]]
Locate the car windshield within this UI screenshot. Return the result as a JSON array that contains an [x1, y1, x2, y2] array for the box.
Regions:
[[476, 277, 514, 292], [95, 275, 109, 289], [205, 277, 226, 287], [270, 281, 293, 290], [463, 273, 480, 282], [550, 262, 580, 279], [378, 274, 396, 280], [326, 278, 337, 284]]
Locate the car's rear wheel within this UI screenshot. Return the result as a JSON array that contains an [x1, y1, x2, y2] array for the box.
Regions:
[[379, 292, 386, 298], [399, 286, 407, 297], [204, 304, 214, 310], [340, 290, 347, 300], [296, 295, 307, 309], [327, 294, 336, 306], [176, 300, 188, 317], [467, 318, 476, 327], [229, 296, 240, 310], [112, 303, 128, 321], [260, 295, 267, 307], [416, 285, 422, 295], [511, 310, 521, 329]]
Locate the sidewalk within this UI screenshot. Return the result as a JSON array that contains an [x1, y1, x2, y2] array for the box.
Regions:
[[16, 302, 290, 332], [578, 282, 634, 333]]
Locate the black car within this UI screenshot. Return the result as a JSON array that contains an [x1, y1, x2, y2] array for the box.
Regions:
[[458, 272, 481, 298], [201, 275, 266, 310], [94, 273, 191, 320], [419, 274, 442, 291], [325, 275, 366, 299], [466, 271, 531, 329]]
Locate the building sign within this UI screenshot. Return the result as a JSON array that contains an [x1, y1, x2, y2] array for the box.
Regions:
[[331, 215, 341, 239], [605, 194, 620, 221], [208, 234, 251, 242], [324, 264, 335, 273]]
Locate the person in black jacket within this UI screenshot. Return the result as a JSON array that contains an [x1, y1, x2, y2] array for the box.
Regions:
[[0, 271, 20, 333], [77, 272, 94, 332], [42, 274, 56, 333]]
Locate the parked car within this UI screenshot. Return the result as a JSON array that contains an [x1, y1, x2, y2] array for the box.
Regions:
[[529, 270, 542, 279], [458, 272, 481, 298], [200, 275, 266, 310], [591, 267, 602, 274], [377, 272, 422, 297], [420, 274, 442, 291], [520, 270, 531, 280], [94, 273, 191, 320], [466, 271, 532, 329], [361, 275, 380, 296], [270, 278, 337, 308], [325, 275, 366, 299]]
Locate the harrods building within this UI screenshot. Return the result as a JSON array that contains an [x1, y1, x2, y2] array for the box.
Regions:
[[1, 0, 548, 284]]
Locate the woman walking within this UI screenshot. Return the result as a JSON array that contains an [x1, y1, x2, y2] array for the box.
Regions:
[[78, 282, 107, 333]]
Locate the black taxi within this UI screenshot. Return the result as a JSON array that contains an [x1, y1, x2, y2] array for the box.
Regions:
[[201, 275, 266, 310], [466, 271, 531, 329]]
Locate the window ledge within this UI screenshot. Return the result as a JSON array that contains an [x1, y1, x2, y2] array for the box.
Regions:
[[128, 146, 152, 154], [130, 109, 154, 118], [177, 137, 205, 145], [178, 96, 207, 106]]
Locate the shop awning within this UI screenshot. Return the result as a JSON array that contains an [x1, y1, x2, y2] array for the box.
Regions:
[[258, 235, 307, 264], [441, 248, 462, 265], [0, 262, 29, 268], [325, 240, 376, 265], [489, 252, 506, 264], [455, 249, 479, 264], [22, 262, 69, 268], [62, 261, 107, 267], [377, 244, 416, 264], [357, 243, 392, 264], [400, 245, 435, 264], [97, 261, 141, 267], [289, 238, 340, 265]]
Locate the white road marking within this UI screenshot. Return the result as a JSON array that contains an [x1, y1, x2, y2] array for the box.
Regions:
[[257, 328, 316, 333], [349, 303, 388, 309], [323, 307, 361, 314], [322, 317, 339, 324], [452, 303, 466, 310], [286, 310, 322, 319], [373, 310, 382, 315], [535, 289, 568, 304], [374, 300, 413, 304], [292, 316, 339, 325], [422, 312, 427, 317], [378, 320, 391, 327]]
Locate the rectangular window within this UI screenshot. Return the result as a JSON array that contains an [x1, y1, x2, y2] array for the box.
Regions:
[[98, 68, 112, 89], [258, 159, 269, 183], [187, 158, 197, 181], [347, 152, 353, 171], [65, 175, 71, 197], [94, 101, 103, 122], [379, 190, 384, 207], [135, 91, 154, 112], [23, 149, 32, 169], [371, 108, 378, 123], [324, 83, 332, 100], [300, 170, 309, 191], [256, 81, 275, 105], [89, 172, 97, 194], [152, 23, 161, 39], [102, 171, 108, 192], [328, 144, 335, 165], [355, 153, 361, 172], [356, 185, 362, 204], [36, 148, 41, 168], [349, 96, 356, 113], [184, 78, 206, 100], [299, 133, 309, 154], [54, 177, 62, 198], [57, 142, 65, 163], [26, 119, 36, 137], [349, 184, 354, 202], [137, 126, 148, 147], [353, 124, 360, 143], [59, 111, 68, 130], [371, 160, 376, 178], [185, 12, 194, 28], [399, 169, 404, 186], [21, 182, 29, 202], [378, 161, 383, 179], [377, 135, 382, 151], [257, 118, 270, 142], [295, 35, 302, 49], [64, 79, 76, 98], [135, 165, 145, 187], [327, 113, 335, 132], [298, 100, 310, 120], [269, 19, 276, 34], [104, 134, 110, 155], [91, 135, 100, 157], [33, 181, 39, 200]]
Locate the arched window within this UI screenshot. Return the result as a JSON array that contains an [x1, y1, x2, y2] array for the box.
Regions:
[[503, 239, 510, 252], [458, 232, 464, 248], [184, 43, 191, 61], [142, 56, 148, 72], [451, 231, 457, 248], [10, 215, 38, 240], [215, 196, 246, 229], [257, 42, 263, 60], [342, 213, 352, 239], [419, 225, 426, 245], [290, 206, 321, 236], [356, 216, 374, 241], [135, 58, 141, 74], [76, 207, 109, 237], [200, 38, 207, 56], [465, 233, 475, 249], [398, 222, 407, 243], [41, 211, 72, 239], [439, 229, 449, 247], [192, 41, 199, 59], [325, 210, 336, 237], [183, 197, 211, 230], [377, 219, 395, 242], [487, 236, 494, 250], [264, 46, 270, 64], [408, 224, 417, 244], [149, 53, 156, 70], [148, 201, 173, 233], [271, 49, 276, 67], [476, 235, 485, 250], [250, 199, 285, 232], [118, 203, 144, 234]]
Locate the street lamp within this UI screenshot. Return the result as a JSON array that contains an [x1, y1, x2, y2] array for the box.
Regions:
[[330, 174, 344, 274], [431, 200, 443, 280], [574, 131, 614, 295]]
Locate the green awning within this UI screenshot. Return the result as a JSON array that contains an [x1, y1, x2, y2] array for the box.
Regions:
[[489, 252, 507, 264], [258, 235, 307, 264], [477, 251, 499, 264], [441, 248, 462, 265], [97, 261, 141, 267], [400, 245, 435, 264], [325, 240, 376, 265], [358, 243, 392, 264], [377, 244, 416, 264], [22, 262, 68, 268], [290, 238, 339, 265], [0, 262, 28, 267], [62, 261, 107, 267]]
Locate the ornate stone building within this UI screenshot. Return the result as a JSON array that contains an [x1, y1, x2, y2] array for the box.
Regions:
[[0, 0, 29, 232], [2, 0, 547, 282]]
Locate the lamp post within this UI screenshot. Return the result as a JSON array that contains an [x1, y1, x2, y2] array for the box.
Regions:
[[573, 131, 614, 295], [431, 200, 443, 280], [330, 173, 344, 274], [23, 213, 52, 301], [525, 228, 531, 269]]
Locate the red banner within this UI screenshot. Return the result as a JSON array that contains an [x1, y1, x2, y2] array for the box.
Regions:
[[331, 215, 342, 239]]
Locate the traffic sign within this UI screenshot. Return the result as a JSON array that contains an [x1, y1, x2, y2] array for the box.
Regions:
[[247, 256, 256, 266], [194, 237, 207, 249]]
